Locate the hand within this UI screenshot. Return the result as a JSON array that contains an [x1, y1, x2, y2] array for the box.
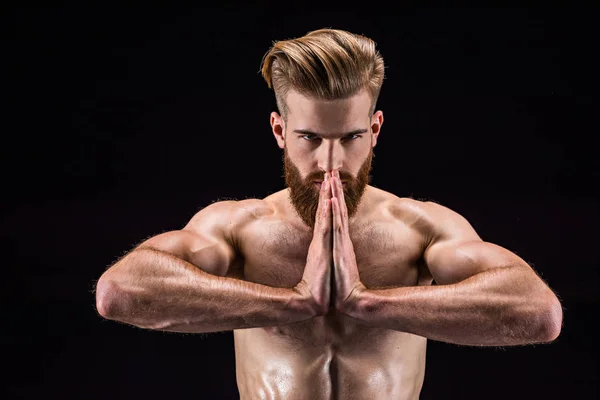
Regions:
[[295, 172, 333, 316], [330, 169, 367, 313]]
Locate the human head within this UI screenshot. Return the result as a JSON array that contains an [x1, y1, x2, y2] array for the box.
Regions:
[[261, 28, 385, 229], [261, 28, 385, 121]]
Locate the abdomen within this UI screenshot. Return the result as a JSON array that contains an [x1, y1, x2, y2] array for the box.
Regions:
[[233, 320, 427, 400]]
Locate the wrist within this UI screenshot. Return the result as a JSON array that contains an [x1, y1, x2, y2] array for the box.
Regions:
[[337, 284, 369, 318], [292, 283, 326, 317]]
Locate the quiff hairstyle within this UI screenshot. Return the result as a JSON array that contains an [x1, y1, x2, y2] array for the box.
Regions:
[[260, 28, 385, 121]]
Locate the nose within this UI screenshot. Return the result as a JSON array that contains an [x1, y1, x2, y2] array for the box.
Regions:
[[316, 140, 345, 175]]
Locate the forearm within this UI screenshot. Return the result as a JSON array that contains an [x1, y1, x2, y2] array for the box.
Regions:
[[96, 248, 315, 333], [346, 266, 561, 346]]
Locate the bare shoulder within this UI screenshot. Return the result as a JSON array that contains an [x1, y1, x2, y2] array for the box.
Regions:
[[388, 197, 456, 222], [183, 198, 276, 244], [384, 194, 478, 240]]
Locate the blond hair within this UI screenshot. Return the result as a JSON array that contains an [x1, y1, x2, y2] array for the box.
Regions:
[[260, 28, 385, 119]]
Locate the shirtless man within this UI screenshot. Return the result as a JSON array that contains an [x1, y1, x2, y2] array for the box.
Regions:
[[95, 28, 563, 399]]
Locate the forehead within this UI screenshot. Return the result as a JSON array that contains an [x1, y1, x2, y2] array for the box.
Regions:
[[285, 89, 371, 133]]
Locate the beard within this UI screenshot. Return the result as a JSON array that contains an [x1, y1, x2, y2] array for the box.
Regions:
[[283, 145, 373, 229]]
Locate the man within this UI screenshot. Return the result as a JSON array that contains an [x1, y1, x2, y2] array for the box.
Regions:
[[95, 28, 563, 399]]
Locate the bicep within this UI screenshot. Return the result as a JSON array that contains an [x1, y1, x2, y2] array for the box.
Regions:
[[137, 229, 236, 277], [424, 239, 527, 285], [421, 202, 528, 285], [135, 201, 239, 277]]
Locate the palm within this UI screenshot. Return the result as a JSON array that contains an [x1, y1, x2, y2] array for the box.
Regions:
[[329, 170, 366, 312]]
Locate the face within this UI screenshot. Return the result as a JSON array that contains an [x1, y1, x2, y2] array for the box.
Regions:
[[271, 89, 384, 229]]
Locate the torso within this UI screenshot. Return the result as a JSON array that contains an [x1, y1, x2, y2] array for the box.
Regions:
[[229, 185, 434, 400]]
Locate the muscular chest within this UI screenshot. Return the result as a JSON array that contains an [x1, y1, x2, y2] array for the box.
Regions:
[[234, 217, 428, 346], [238, 218, 425, 291]]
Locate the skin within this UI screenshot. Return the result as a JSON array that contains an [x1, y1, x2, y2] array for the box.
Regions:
[[233, 89, 562, 398], [96, 89, 563, 399]]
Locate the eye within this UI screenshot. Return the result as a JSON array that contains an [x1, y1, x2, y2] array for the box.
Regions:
[[344, 134, 362, 141], [301, 134, 361, 142]]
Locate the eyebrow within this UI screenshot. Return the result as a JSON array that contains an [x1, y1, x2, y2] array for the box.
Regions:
[[293, 128, 368, 137]]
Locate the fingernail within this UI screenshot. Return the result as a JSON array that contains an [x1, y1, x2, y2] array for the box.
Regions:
[[324, 172, 329, 181]]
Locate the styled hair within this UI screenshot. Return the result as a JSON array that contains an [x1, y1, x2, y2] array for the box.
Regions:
[[260, 28, 385, 120]]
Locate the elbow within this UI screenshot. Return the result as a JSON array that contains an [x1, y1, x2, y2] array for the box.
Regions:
[[95, 274, 161, 330], [95, 276, 122, 319], [540, 295, 563, 342], [526, 294, 563, 343]]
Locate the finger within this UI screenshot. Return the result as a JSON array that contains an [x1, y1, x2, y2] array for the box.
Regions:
[[334, 171, 349, 217], [330, 171, 342, 200], [318, 197, 332, 250], [330, 171, 339, 198], [330, 173, 348, 223], [339, 181, 348, 222], [323, 172, 332, 199], [316, 174, 332, 235], [315, 173, 329, 215], [332, 196, 343, 233], [322, 176, 332, 230]]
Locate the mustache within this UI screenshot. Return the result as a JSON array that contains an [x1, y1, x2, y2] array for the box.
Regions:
[[306, 172, 352, 182]]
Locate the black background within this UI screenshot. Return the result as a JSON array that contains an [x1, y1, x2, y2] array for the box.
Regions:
[[3, 3, 598, 399]]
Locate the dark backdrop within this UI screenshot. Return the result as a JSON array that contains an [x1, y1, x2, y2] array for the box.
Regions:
[[3, 3, 597, 399]]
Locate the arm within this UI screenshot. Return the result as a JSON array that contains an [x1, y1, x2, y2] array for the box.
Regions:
[[95, 201, 316, 333], [346, 201, 563, 346]]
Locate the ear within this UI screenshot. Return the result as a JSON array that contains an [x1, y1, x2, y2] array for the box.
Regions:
[[370, 110, 384, 148], [270, 111, 285, 149]]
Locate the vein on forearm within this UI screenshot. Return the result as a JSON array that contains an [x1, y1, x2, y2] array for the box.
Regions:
[[356, 266, 553, 346]]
